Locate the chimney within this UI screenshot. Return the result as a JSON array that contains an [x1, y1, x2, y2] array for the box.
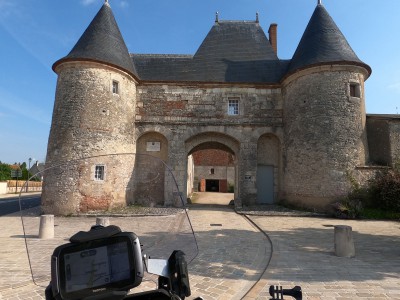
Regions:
[[268, 23, 278, 55]]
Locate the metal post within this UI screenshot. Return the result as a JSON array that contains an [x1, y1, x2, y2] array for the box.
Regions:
[[28, 158, 32, 193]]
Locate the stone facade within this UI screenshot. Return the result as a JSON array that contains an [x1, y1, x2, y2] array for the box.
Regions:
[[367, 115, 400, 166], [282, 66, 370, 208], [42, 2, 400, 214]]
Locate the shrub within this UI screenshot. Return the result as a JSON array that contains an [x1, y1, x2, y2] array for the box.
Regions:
[[331, 198, 363, 219], [333, 161, 400, 218], [369, 169, 400, 212]]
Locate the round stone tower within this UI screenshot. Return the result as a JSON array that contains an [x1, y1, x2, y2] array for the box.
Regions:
[[282, 3, 371, 210], [43, 2, 138, 215]]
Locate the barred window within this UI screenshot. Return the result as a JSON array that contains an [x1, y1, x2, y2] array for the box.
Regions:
[[228, 99, 239, 115], [112, 80, 119, 94], [94, 165, 105, 181]]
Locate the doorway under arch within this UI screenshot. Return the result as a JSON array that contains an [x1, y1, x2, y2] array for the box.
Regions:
[[185, 133, 239, 206]]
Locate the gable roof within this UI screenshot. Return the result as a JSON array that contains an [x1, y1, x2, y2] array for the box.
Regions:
[[133, 21, 289, 83], [194, 21, 278, 61], [53, 2, 137, 78], [288, 4, 371, 76]]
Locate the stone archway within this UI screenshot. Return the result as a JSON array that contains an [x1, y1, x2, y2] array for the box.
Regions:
[[185, 132, 240, 205], [136, 131, 168, 161]]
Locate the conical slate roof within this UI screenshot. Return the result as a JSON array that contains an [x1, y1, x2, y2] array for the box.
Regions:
[[288, 4, 370, 75], [53, 2, 137, 77]]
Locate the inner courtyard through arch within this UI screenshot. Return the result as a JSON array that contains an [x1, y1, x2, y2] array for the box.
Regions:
[[187, 144, 236, 206]]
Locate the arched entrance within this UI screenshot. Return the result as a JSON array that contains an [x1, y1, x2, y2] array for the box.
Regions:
[[185, 133, 239, 206]]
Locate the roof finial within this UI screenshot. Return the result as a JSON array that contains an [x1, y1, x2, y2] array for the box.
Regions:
[[318, 0, 322, 5], [215, 11, 219, 23], [256, 12, 259, 23]]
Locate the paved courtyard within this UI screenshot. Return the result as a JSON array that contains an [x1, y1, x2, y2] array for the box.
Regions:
[[0, 192, 399, 299]]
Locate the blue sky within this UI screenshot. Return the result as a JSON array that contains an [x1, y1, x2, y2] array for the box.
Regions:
[[0, 0, 399, 164]]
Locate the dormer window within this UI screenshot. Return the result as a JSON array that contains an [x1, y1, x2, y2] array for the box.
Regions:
[[112, 80, 119, 95]]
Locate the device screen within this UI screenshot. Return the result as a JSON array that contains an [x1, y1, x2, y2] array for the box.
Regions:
[[64, 241, 131, 292]]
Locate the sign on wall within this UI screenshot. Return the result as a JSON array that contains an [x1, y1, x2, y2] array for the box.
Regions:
[[146, 141, 161, 152]]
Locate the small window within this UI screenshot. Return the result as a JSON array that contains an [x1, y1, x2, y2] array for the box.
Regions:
[[112, 81, 119, 94], [228, 99, 239, 115], [349, 83, 360, 98], [94, 165, 105, 181], [210, 168, 215, 175]]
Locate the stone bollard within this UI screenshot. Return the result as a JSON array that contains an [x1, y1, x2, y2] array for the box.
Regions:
[[96, 217, 110, 227], [334, 225, 355, 257], [39, 215, 54, 239]]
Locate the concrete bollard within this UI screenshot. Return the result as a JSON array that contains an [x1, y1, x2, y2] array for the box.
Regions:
[[39, 215, 54, 239], [334, 225, 355, 257], [96, 217, 110, 227]]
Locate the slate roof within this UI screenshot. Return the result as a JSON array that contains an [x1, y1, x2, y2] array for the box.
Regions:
[[288, 4, 371, 76], [54, 2, 370, 84], [133, 21, 289, 83], [53, 2, 137, 78]]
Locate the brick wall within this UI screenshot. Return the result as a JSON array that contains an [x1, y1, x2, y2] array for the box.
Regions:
[[192, 149, 234, 166]]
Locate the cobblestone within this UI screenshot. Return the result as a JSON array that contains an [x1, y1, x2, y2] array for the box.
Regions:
[[1, 201, 399, 299]]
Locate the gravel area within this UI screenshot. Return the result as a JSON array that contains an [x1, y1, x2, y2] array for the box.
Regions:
[[236, 205, 327, 217]]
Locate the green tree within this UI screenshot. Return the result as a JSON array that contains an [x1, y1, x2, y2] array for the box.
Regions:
[[0, 162, 12, 181]]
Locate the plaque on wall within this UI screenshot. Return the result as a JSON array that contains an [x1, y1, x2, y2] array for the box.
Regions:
[[146, 141, 161, 152]]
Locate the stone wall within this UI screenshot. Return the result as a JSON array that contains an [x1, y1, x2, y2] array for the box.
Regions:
[[48, 62, 137, 161], [367, 116, 391, 165], [0, 182, 7, 195], [43, 62, 137, 215], [389, 118, 400, 165], [367, 115, 400, 166], [282, 66, 369, 209], [136, 84, 283, 206], [45, 61, 395, 213], [136, 85, 282, 126]]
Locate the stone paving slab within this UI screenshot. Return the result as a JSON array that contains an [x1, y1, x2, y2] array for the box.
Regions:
[[187, 207, 269, 299], [245, 216, 400, 300], [1, 202, 399, 300], [0, 206, 270, 300]]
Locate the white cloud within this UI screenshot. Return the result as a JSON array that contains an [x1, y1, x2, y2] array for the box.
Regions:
[[81, 0, 98, 6], [119, 1, 129, 8], [80, 0, 129, 9]]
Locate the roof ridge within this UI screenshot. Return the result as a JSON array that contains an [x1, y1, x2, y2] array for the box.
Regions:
[[217, 20, 259, 24], [132, 54, 193, 58]]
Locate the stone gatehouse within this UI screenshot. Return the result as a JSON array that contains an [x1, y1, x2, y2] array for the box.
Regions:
[[43, 1, 400, 214]]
